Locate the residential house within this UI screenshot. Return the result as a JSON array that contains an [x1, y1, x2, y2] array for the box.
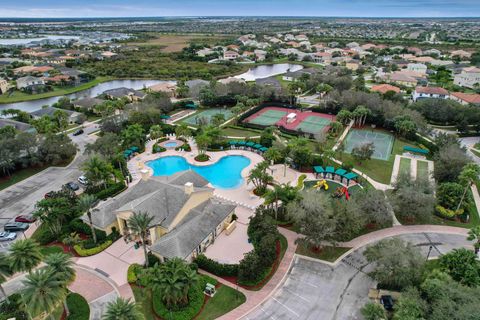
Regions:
[[346, 42, 360, 49], [0, 119, 36, 133], [103, 87, 147, 102], [345, 60, 360, 71], [407, 63, 428, 75], [286, 41, 301, 48], [148, 83, 178, 98], [254, 49, 267, 61], [73, 98, 105, 113], [218, 77, 246, 85], [361, 43, 377, 50], [42, 75, 72, 85], [186, 79, 209, 89], [410, 56, 435, 64], [383, 72, 418, 87], [424, 49, 442, 57], [450, 50, 471, 60], [450, 92, 480, 106], [197, 48, 215, 57], [295, 34, 309, 41], [313, 52, 332, 64], [412, 86, 449, 101], [16, 76, 45, 91], [407, 47, 423, 56], [226, 45, 240, 52], [454, 67, 480, 89], [0, 78, 9, 94], [85, 171, 236, 262], [30, 106, 84, 124], [223, 51, 239, 61], [13, 65, 54, 76], [371, 84, 401, 94]]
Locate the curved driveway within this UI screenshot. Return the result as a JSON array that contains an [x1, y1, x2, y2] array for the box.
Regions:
[[242, 232, 472, 320]]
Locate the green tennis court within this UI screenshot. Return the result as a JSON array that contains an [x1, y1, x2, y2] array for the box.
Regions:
[[246, 109, 287, 126], [344, 129, 394, 161], [182, 108, 233, 126], [295, 116, 331, 134]]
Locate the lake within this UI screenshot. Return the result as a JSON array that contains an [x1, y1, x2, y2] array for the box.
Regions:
[[234, 63, 303, 81], [0, 79, 175, 113], [0, 35, 80, 46]]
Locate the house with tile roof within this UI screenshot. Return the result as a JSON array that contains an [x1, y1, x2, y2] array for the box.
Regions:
[[371, 84, 401, 94], [412, 86, 449, 101], [85, 171, 236, 262], [454, 67, 480, 89], [450, 92, 480, 106]]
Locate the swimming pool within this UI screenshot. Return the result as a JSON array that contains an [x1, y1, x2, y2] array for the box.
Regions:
[[147, 155, 251, 189], [164, 142, 179, 148]]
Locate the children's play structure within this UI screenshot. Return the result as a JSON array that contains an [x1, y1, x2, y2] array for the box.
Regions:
[[314, 179, 329, 190], [333, 186, 350, 200]]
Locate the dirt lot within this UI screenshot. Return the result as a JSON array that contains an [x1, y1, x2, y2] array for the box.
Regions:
[[129, 34, 231, 52]]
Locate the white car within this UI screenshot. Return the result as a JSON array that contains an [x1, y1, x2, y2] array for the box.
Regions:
[[0, 231, 16, 242], [78, 175, 88, 185]]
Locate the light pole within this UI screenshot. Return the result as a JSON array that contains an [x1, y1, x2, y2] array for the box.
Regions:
[[426, 245, 433, 261]]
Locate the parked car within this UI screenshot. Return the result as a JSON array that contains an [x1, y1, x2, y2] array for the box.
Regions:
[[73, 129, 84, 136], [78, 175, 88, 185], [45, 191, 55, 198], [0, 231, 16, 242], [65, 182, 80, 191], [380, 295, 394, 311], [15, 214, 37, 223], [4, 222, 29, 232]]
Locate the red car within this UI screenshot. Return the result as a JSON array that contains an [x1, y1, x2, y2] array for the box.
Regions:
[[15, 214, 37, 223]]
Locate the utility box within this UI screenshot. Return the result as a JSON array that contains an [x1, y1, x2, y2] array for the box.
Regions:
[[204, 283, 216, 297]]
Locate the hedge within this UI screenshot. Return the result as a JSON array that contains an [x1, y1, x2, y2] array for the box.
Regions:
[[194, 254, 238, 277], [74, 240, 112, 257], [66, 293, 90, 320], [94, 182, 126, 200], [31, 223, 57, 245], [128, 263, 142, 284]]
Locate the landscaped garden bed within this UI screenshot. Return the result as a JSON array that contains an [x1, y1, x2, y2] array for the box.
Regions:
[[295, 239, 351, 262]]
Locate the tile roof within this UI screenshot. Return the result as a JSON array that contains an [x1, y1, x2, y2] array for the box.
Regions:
[[451, 92, 480, 104], [415, 86, 449, 95], [371, 84, 401, 94]]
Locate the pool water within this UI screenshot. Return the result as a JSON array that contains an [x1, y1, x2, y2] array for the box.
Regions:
[[147, 155, 251, 189], [164, 142, 178, 148]]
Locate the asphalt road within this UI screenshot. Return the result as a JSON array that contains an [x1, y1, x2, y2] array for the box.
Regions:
[[243, 233, 471, 320], [0, 122, 99, 246]]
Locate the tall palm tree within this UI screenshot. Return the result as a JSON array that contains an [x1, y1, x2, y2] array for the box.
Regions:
[[128, 211, 154, 268], [78, 194, 98, 244], [467, 226, 480, 254], [44, 253, 76, 316], [21, 268, 67, 320], [457, 163, 480, 212], [103, 297, 144, 320], [62, 232, 82, 253], [9, 239, 42, 273], [0, 253, 12, 303], [82, 155, 114, 189], [149, 125, 163, 140]]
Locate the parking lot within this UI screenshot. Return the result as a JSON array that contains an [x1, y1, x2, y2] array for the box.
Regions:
[[0, 124, 98, 251], [243, 233, 471, 320]]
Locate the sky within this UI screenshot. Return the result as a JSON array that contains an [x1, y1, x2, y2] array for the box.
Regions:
[[0, 0, 479, 18]]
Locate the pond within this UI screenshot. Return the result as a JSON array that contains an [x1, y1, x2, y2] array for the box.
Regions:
[[0, 79, 175, 113], [0, 35, 80, 46], [147, 155, 251, 189], [234, 63, 303, 81]]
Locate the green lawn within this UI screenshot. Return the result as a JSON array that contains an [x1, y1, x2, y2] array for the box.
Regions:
[[131, 286, 156, 320], [295, 240, 351, 262], [471, 148, 480, 158], [339, 138, 418, 184], [0, 166, 48, 191], [220, 126, 262, 138], [40, 245, 66, 257], [417, 161, 429, 180], [196, 286, 246, 320], [0, 77, 113, 103], [399, 158, 411, 176]]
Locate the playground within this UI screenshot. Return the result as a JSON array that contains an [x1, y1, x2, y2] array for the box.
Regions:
[[304, 180, 362, 199], [343, 129, 395, 161], [244, 106, 334, 134], [181, 108, 233, 126]]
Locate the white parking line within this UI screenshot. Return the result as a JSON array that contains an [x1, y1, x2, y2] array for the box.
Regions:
[[290, 276, 319, 288], [260, 307, 277, 320], [283, 287, 311, 303], [273, 297, 300, 317]]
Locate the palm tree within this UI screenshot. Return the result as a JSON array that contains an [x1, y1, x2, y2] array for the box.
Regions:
[[103, 297, 144, 320], [263, 183, 301, 220], [0, 253, 12, 303], [44, 252, 76, 316], [9, 239, 42, 273], [467, 226, 480, 254], [128, 211, 154, 268], [247, 161, 273, 194], [457, 163, 480, 212], [21, 268, 67, 320], [329, 121, 343, 135], [148, 125, 163, 140], [147, 258, 199, 308], [78, 194, 98, 244], [62, 232, 82, 253], [82, 155, 114, 189], [175, 123, 192, 140], [264, 147, 283, 165]]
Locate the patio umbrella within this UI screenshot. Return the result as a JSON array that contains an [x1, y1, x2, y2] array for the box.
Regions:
[[253, 144, 262, 149]]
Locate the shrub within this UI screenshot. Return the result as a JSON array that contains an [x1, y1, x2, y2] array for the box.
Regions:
[[194, 154, 210, 162], [95, 182, 126, 200], [66, 293, 90, 320], [74, 240, 112, 257], [69, 219, 91, 235], [436, 205, 464, 220], [127, 263, 143, 284], [32, 224, 56, 245], [147, 252, 161, 266], [296, 174, 307, 189], [0, 293, 28, 320], [194, 254, 239, 277], [152, 144, 166, 153]]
